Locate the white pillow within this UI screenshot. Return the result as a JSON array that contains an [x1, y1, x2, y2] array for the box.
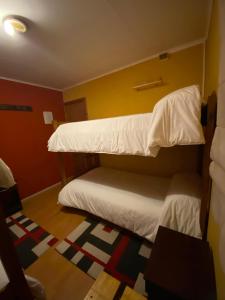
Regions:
[[148, 85, 205, 149], [0, 159, 16, 188]]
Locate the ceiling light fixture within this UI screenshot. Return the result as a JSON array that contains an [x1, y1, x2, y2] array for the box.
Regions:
[[3, 16, 27, 36]]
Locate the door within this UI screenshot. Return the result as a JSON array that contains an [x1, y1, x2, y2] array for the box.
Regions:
[[64, 98, 87, 122]]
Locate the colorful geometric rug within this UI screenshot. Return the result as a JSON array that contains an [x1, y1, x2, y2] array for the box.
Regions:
[[6, 211, 58, 269], [55, 216, 152, 295]]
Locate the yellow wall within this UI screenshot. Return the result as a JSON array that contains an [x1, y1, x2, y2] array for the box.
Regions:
[[205, 1, 225, 299], [64, 45, 203, 118], [64, 44, 203, 176]]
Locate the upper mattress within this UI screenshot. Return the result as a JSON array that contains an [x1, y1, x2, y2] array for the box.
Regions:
[[48, 85, 205, 156]]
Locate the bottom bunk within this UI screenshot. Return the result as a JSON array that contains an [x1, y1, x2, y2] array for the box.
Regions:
[[58, 167, 202, 242]]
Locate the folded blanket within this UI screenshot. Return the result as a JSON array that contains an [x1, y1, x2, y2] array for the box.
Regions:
[[157, 172, 202, 238]]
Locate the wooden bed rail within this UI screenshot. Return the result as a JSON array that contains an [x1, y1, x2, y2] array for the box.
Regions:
[[200, 92, 217, 240]]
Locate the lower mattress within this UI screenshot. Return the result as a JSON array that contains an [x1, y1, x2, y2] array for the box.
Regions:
[[59, 167, 171, 241], [59, 167, 202, 242]]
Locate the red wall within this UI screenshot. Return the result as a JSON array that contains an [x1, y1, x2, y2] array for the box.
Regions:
[[0, 79, 65, 198]]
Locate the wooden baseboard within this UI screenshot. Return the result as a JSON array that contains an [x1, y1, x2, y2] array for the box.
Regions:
[[22, 176, 75, 203], [22, 182, 61, 202]]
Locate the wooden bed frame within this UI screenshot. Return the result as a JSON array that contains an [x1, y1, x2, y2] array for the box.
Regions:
[[53, 93, 217, 240], [0, 93, 217, 299]]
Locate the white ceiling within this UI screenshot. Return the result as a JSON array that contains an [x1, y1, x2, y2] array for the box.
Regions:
[[0, 0, 211, 90]]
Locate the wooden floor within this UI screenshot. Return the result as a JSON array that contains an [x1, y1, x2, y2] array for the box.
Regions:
[[22, 185, 95, 300]]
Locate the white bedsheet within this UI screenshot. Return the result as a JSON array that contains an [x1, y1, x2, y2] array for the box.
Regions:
[[158, 173, 202, 238], [48, 85, 205, 156], [49, 113, 155, 156], [148, 85, 205, 149], [58, 167, 202, 241], [59, 167, 170, 241]]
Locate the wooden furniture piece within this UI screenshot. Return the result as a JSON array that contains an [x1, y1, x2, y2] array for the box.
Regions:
[[0, 206, 33, 300], [144, 226, 216, 300], [0, 185, 22, 218], [84, 272, 146, 300], [52, 92, 217, 240]]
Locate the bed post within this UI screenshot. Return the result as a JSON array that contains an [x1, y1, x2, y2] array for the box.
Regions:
[[52, 120, 100, 186], [52, 120, 67, 186], [58, 153, 67, 186], [200, 92, 217, 240]]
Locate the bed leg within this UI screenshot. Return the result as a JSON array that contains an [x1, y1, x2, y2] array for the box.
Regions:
[[58, 153, 67, 186]]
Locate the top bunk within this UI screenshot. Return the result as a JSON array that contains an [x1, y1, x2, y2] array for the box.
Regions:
[[48, 85, 205, 157]]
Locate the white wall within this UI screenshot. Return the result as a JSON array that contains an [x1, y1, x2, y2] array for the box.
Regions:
[[210, 0, 225, 274]]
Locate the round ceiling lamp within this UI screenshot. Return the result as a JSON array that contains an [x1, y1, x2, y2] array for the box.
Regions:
[[3, 16, 27, 36]]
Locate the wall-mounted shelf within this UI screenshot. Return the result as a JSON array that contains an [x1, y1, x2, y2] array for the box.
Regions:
[[133, 78, 163, 91], [0, 104, 32, 111]]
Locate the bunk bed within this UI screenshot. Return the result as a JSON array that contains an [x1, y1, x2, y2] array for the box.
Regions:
[[48, 86, 217, 242]]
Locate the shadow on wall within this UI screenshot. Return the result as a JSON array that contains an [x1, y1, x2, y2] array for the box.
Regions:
[[100, 145, 202, 177]]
